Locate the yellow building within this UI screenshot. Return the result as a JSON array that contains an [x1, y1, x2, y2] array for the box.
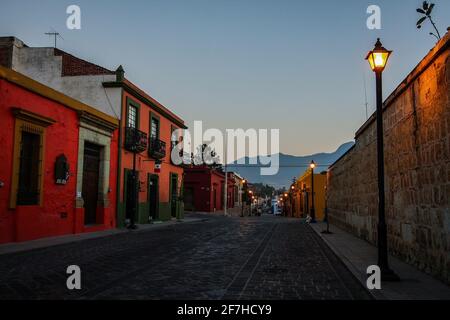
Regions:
[[290, 170, 327, 221]]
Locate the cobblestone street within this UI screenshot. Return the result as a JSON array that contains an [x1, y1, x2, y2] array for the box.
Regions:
[[0, 214, 371, 300]]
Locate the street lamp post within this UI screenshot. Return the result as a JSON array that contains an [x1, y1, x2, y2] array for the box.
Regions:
[[129, 151, 138, 230], [309, 160, 316, 223], [291, 185, 295, 217], [240, 179, 246, 217], [366, 38, 399, 281], [322, 184, 332, 234]]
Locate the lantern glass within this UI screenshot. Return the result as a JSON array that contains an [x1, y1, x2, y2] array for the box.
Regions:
[[366, 38, 392, 72]]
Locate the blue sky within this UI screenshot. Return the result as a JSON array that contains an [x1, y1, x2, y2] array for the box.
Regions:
[[1, 0, 449, 155]]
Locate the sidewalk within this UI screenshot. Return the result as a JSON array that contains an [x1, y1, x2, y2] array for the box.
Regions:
[[310, 222, 450, 300], [0, 216, 205, 256]]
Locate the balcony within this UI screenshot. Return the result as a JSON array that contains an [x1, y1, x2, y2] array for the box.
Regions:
[[124, 127, 148, 153], [149, 138, 166, 159]]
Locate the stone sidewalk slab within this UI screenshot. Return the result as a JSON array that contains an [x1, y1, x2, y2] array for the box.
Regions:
[[309, 221, 450, 300], [0, 216, 205, 256]]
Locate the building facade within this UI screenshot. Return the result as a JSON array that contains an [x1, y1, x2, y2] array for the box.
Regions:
[[184, 166, 235, 213], [108, 78, 186, 225], [289, 170, 327, 221], [0, 37, 186, 227], [231, 172, 245, 208], [0, 66, 119, 244]]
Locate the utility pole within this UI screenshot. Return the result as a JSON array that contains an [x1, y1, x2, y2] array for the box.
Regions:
[[223, 135, 228, 216]]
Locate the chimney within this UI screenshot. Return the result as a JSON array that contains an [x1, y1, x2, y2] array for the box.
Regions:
[[116, 65, 125, 82], [0, 37, 27, 68]]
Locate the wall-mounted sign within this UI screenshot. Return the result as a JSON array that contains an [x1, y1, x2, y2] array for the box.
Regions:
[[155, 160, 162, 173], [55, 154, 70, 185]]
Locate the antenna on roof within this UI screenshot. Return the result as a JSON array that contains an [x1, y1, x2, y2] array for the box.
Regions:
[[45, 28, 64, 48], [363, 72, 369, 120]]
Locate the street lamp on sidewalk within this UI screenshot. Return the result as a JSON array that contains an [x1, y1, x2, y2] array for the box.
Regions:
[[366, 38, 399, 281], [240, 179, 246, 217], [309, 160, 316, 223]]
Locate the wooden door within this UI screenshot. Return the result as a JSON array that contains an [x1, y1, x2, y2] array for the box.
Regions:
[[148, 174, 159, 220], [82, 142, 101, 225]]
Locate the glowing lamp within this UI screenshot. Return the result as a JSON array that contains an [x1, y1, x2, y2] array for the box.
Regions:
[[365, 38, 392, 73]]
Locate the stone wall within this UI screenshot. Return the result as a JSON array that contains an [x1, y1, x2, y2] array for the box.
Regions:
[[327, 32, 450, 284]]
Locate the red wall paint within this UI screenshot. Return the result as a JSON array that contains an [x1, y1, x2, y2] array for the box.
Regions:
[[183, 168, 213, 212], [184, 167, 236, 212], [0, 78, 118, 244]]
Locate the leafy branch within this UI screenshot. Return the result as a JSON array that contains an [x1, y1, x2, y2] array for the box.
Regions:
[[416, 1, 441, 41]]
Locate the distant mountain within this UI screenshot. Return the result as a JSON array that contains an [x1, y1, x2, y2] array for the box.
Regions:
[[228, 142, 354, 189]]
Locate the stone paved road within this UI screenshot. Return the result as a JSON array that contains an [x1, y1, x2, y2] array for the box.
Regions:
[[0, 214, 371, 300]]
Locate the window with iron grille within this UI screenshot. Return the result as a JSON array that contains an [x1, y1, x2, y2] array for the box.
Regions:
[[151, 117, 159, 139], [17, 130, 42, 205], [127, 105, 137, 128], [171, 126, 178, 151]]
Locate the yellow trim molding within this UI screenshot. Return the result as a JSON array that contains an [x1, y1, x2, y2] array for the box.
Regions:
[[0, 65, 119, 127], [10, 113, 49, 208]]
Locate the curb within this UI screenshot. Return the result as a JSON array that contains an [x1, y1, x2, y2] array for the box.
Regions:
[[308, 222, 385, 300], [0, 217, 207, 256]]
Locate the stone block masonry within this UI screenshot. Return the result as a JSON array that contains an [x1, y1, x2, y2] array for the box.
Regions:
[[327, 31, 450, 284]]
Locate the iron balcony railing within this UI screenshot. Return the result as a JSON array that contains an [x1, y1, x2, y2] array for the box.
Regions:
[[124, 126, 148, 153], [149, 137, 166, 159]]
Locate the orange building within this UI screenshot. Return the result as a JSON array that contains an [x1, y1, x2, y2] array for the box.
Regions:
[[103, 72, 187, 225], [290, 170, 327, 221]]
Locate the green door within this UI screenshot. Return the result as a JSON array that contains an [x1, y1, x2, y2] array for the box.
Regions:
[[148, 173, 159, 221]]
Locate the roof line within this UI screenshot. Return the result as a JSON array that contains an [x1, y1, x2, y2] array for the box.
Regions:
[[355, 30, 450, 138], [103, 79, 187, 129], [0, 65, 119, 126]]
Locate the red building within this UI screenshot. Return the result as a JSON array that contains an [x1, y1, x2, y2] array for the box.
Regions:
[[0, 37, 187, 227], [184, 166, 235, 213], [0, 66, 119, 244]]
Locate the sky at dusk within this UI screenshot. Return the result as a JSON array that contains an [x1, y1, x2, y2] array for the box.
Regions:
[[1, 0, 449, 156]]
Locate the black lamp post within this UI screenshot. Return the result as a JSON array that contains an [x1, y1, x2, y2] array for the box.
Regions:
[[309, 160, 316, 223], [291, 185, 295, 217], [129, 151, 138, 230], [322, 184, 332, 234], [241, 179, 246, 217], [366, 38, 399, 281], [125, 127, 147, 230]]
